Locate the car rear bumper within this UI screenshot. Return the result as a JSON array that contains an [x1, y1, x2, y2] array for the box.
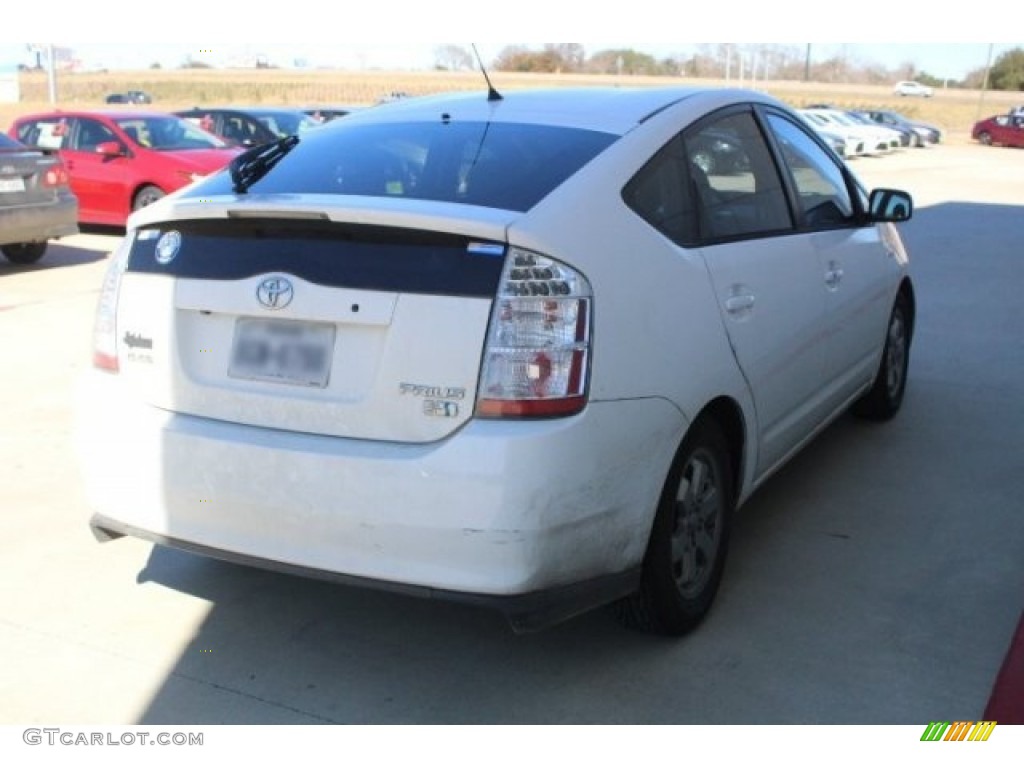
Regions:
[[0, 195, 78, 246], [76, 371, 686, 629]]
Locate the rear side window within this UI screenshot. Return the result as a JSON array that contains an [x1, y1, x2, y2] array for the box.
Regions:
[[624, 109, 793, 245], [15, 119, 69, 150], [188, 120, 616, 213], [683, 112, 793, 241], [623, 135, 700, 245]]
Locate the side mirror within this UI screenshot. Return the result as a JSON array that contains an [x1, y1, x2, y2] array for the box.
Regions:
[[868, 188, 913, 222], [96, 141, 125, 158]]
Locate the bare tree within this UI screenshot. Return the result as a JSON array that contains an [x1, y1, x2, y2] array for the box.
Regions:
[[544, 44, 586, 72], [434, 45, 474, 72]]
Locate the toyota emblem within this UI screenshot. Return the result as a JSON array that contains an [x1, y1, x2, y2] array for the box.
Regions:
[[256, 276, 294, 310]]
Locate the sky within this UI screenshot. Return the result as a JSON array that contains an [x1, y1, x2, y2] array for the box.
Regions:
[[3, 2, 1022, 82], [4, 43, 1015, 82], [3, 42, 1017, 84]]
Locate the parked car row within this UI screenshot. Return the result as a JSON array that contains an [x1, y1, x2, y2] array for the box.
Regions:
[[1, 103, 365, 265], [9, 110, 245, 228], [859, 109, 943, 147], [681, 104, 942, 178], [0, 96, 943, 269], [797, 106, 942, 157]]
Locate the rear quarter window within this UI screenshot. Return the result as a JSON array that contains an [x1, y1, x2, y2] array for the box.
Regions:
[[188, 120, 616, 213], [16, 120, 69, 149]]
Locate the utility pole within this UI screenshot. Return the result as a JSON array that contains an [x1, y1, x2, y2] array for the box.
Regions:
[[975, 44, 995, 125], [804, 44, 811, 82]]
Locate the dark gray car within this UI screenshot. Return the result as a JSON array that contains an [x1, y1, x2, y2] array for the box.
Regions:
[[861, 110, 942, 147], [0, 134, 79, 265]]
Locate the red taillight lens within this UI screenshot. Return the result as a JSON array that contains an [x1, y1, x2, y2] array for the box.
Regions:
[[477, 248, 592, 419], [42, 164, 70, 188], [92, 234, 134, 373]]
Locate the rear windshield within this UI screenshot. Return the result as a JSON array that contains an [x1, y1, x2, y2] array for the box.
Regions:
[[114, 116, 228, 150], [187, 120, 616, 213], [250, 111, 320, 138]]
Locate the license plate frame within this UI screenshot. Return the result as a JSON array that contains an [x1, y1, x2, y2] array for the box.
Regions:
[[0, 177, 26, 193], [228, 317, 335, 388]]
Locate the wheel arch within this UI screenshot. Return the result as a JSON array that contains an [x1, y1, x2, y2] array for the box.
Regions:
[[693, 396, 747, 504], [898, 276, 916, 341]]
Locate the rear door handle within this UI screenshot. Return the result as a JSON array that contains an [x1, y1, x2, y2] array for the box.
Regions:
[[725, 294, 755, 314], [825, 264, 844, 289]]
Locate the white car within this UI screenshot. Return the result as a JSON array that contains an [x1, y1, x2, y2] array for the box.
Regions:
[[818, 108, 900, 153], [798, 109, 868, 157], [78, 87, 916, 636], [801, 109, 895, 156], [893, 81, 934, 98]]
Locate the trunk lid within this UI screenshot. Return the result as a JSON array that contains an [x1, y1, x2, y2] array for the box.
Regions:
[[115, 209, 510, 443], [0, 148, 61, 205]]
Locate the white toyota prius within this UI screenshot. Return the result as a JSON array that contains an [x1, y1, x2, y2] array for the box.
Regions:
[[77, 86, 915, 635]]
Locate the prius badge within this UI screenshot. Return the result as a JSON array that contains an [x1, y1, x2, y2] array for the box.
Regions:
[[256, 276, 294, 310]]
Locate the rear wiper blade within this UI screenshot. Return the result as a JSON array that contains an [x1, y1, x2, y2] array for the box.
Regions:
[[229, 135, 300, 194]]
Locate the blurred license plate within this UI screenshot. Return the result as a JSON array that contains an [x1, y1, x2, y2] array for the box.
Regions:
[[0, 177, 25, 193], [229, 318, 335, 388]]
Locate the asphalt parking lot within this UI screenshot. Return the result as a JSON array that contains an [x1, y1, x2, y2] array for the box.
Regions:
[[1, 142, 1022, 725]]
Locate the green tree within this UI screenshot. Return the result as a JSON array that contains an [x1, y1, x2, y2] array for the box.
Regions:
[[587, 48, 661, 75], [545, 44, 585, 72], [494, 44, 586, 73], [989, 47, 1024, 90]]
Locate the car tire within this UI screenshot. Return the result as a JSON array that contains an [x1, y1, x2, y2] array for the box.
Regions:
[[1, 242, 47, 265], [853, 293, 912, 421], [133, 185, 165, 211], [977, 131, 993, 146], [614, 419, 733, 636]]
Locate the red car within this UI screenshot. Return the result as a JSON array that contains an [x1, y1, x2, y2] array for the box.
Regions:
[[9, 110, 243, 226], [972, 114, 1024, 148]]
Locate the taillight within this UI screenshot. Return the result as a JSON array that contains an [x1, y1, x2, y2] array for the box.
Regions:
[[477, 247, 592, 419], [42, 163, 70, 188], [92, 233, 134, 372]]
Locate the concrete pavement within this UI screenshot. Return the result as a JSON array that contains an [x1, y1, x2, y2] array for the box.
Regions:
[[1, 144, 1022, 724]]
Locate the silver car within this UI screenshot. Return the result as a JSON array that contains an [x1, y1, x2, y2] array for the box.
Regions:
[[0, 133, 79, 264]]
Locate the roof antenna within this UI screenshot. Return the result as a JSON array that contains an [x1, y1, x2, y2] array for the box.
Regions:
[[472, 44, 503, 102]]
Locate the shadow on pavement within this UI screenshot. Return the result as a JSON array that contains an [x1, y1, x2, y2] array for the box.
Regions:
[[88, 201, 1024, 726], [0, 241, 110, 274]]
